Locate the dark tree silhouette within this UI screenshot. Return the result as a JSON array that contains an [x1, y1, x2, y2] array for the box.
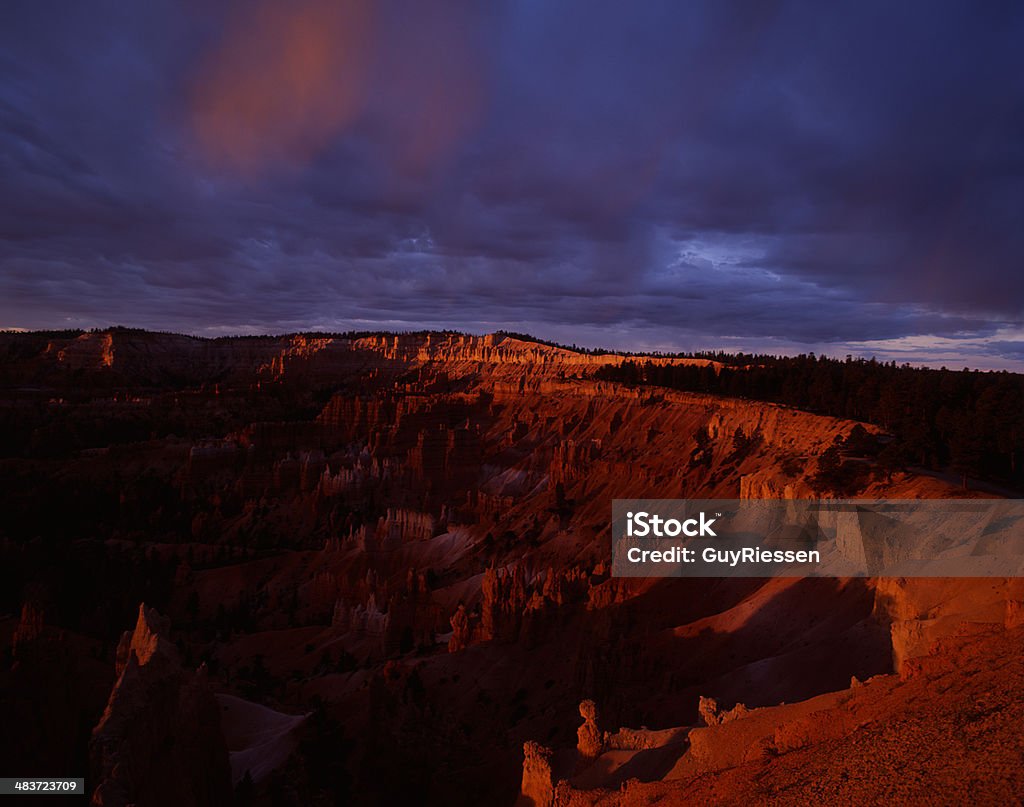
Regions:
[[594, 355, 1024, 489]]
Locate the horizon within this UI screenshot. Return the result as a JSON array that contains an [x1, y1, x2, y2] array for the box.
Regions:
[[5, 323, 1023, 374], [2, 2, 1023, 370]]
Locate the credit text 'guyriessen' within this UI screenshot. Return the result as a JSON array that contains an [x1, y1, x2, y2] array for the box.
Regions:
[[623, 510, 820, 568]]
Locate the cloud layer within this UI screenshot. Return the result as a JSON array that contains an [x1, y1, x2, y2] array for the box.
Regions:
[[1, 0, 1023, 367]]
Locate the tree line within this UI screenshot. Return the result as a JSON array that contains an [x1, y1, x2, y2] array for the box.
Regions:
[[593, 355, 1024, 489]]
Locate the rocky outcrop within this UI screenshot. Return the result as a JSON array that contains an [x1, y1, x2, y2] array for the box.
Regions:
[[11, 601, 45, 657], [90, 605, 231, 807], [519, 741, 555, 807], [697, 696, 750, 727], [545, 625, 1024, 803], [576, 700, 603, 760], [448, 604, 471, 653], [872, 577, 1022, 674], [382, 569, 438, 655], [697, 695, 720, 727], [481, 565, 528, 642]]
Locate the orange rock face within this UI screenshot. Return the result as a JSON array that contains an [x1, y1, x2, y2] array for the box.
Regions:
[[576, 700, 603, 760]]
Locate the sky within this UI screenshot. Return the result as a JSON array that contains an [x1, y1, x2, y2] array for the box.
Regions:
[[1, 0, 1023, 369]]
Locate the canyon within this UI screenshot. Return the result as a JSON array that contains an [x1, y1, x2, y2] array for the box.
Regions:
[[0, 329, 1019, 805]]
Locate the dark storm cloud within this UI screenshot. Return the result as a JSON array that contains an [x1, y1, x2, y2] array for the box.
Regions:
[[1, 0, 1022, 366]]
